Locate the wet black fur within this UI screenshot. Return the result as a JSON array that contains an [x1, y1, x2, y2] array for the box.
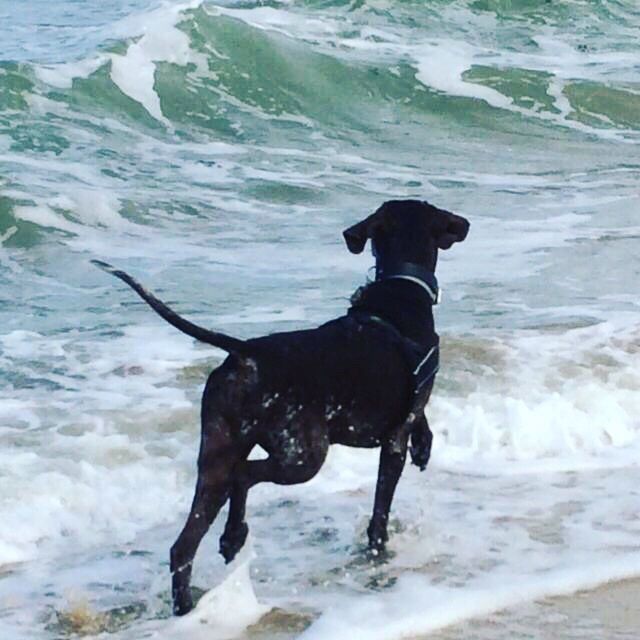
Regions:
[[92, 199, 469, 616]]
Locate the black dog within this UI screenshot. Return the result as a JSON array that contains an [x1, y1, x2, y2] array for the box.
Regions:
[[92, 199, 469, 615]]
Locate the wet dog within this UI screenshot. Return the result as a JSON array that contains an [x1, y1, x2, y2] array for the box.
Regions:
[[92, 199, 469, 615]]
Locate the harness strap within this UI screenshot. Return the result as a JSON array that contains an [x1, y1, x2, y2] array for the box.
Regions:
[[350, 311, 439, 396], [413, 343, 440, 393]]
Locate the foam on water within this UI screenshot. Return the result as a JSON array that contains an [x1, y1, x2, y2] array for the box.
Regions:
[[415, 41, 514, 110], [0, 318, 637, 564], [21, 0, 640, 141], [109, 0, 206, 125], [302, 557, 640, 640], [34, 56, 109, 90], [432, 324, 640, 470], [161, 546, 270, 640]]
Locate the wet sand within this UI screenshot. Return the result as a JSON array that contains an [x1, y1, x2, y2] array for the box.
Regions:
[[243, 578, 640, 640], [423, 579, 640, 640]]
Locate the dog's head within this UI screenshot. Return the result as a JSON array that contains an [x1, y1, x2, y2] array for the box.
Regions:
[[343, 200, 469, 270]]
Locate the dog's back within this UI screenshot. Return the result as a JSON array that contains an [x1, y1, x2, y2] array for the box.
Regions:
[[236, 316, 414, 446]]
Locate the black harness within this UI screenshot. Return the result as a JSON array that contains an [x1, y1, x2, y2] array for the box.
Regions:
[[351, 261, 441, 396], [411, 339, 440, 394], [353, 313, 440, 396]]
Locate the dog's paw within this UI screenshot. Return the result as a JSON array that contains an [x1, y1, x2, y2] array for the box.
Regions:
[[409, 444, 430, 471], [409, 437, 432, 471], [172, 590, 194, 617], [366, 521, 388, 554], [219, 522, 249, 564]]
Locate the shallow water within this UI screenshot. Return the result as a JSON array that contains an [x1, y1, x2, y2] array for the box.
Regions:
[[0, 1, 639, 638]]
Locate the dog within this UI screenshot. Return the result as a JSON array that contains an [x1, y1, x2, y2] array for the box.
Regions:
[[92, 199, 469, 615]]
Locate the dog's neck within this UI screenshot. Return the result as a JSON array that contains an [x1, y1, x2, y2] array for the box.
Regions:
[[349, 263, 437, 347], [375, 261, 440, 305]]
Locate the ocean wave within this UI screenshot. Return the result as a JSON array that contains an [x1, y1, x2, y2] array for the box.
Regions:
[[1, 0, 638, 144], [0, 320, 637, 567], [433, 324, 640, 469]]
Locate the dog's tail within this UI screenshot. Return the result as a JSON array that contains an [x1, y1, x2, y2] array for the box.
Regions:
[[91, 260, 251, 357]]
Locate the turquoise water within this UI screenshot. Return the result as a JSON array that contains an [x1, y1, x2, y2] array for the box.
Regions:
[[1, 1, 639, 638]]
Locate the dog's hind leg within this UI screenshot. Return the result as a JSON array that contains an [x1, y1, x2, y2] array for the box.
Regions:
[[219, 425, 330, 563], [219, 458, 272, 564], [367, 428, 410, 553], [170, 421, 237, 616]]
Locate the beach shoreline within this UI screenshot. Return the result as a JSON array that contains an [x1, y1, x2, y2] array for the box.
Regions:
[[420, 578, 640, 640]]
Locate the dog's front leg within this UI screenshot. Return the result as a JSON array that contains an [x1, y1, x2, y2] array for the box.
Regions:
[[367, 430, 409, 552], [409, 414, 433, 471], [407, 385, 434, 472]]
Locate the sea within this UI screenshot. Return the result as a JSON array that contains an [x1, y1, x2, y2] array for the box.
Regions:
[[0, 1, 639, 638]]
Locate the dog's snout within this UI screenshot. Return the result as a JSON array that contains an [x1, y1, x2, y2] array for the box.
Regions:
[[448, 214, 470, 242], [431, 208, 470, 251]]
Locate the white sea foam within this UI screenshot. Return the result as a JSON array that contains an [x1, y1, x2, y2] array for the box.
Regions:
[[412, 38, 638, 141], [109, 1, 205, 125], [200, 1, 639, 140], [160, 545, 270, 640], [12, 204, 80, 235], [12, 189, 137, 237], [415, 41, 512, 111], [1, 320, 637, 569], [302, 558, 640, 640], [23, 0, 640, 140], [35, 56, 109, 89], [1, 318, 639, 638], [31, 1, 206, 124]]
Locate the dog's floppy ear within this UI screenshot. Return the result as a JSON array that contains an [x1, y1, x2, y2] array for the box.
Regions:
[[343, 204, 389, 254], [433, 206, 470, 250]]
